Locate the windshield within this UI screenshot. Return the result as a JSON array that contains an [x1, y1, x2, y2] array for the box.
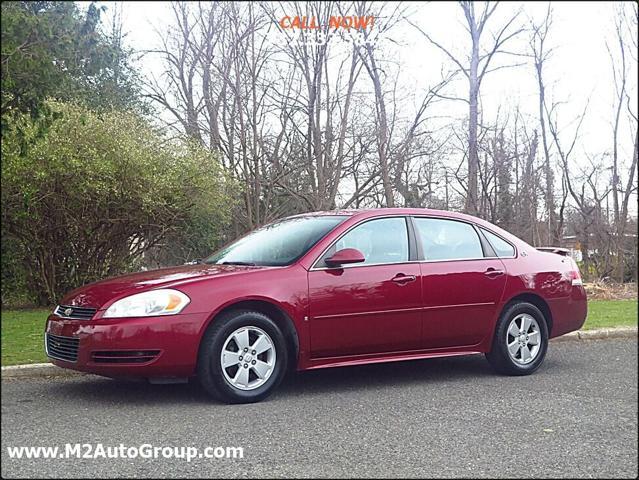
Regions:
[[205, 215, 348, 267]]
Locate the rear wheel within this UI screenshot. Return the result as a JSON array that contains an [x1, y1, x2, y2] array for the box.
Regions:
[[197, 310, 287, 403], [486, 301, 549, 375]]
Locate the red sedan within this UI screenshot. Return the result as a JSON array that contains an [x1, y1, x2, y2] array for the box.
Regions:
[[46, 208, 587, 403]]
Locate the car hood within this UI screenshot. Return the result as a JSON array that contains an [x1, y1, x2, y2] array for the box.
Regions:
[[59, 264, 266, 309]]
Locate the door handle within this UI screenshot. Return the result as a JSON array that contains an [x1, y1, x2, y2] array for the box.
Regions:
[[484, 267, 504, 278], [392, 274, 416, 285]]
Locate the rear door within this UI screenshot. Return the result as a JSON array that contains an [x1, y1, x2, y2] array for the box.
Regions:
[[412, 217, 507, 349], [308, 216, 422, 358]]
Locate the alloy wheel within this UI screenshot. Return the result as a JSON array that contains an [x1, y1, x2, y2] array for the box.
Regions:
[[506, 313, 542, 365], [220, 326, 276, 390]]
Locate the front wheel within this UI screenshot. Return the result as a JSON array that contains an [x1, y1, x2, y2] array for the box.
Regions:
[[197, 310, 288, 404], [486, 302, 549, 376]]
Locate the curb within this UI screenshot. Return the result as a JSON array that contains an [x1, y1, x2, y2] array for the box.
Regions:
[[1, 363, 86, 379], [550, 326, 637, 343], [2, 327, 637, 379]]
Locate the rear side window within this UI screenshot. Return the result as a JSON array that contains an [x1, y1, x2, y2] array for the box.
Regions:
[[414, 218, 483, 261], [481, 228, 515, 257], [321, 217, 409, 266]]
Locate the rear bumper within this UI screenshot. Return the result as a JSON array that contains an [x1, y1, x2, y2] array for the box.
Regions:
[[45, 312, 210, 378], [548, 286, 588, 338]]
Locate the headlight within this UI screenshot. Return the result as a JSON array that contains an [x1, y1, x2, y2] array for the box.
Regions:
[[103, 289, 190, 318]]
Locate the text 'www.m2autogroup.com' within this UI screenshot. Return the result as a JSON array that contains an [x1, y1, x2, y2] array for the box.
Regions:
[[6, 444, 244, 462]]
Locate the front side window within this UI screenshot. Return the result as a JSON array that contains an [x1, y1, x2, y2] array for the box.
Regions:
[[320, 217, 409, 266], [481, 228, 516, 257], [206, 215, 347, 266], [414, 218, 483, 261]]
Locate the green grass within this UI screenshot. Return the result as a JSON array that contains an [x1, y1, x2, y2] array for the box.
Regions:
[[1, 300, 637, 366], [2, 308, 50, 366], [582, 300, 638, 330]]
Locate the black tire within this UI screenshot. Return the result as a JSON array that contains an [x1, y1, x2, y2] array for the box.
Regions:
[[486, 301, 549, 376], [197, 310, 288, 404]]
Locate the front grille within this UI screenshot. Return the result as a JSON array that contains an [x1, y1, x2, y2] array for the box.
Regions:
[[54, 305, 97, 320], [91, 350, 160, 364], [46, 333, 79, 363]]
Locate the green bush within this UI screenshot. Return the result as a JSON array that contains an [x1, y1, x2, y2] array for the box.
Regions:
[[1, 234, 34, 307], [1, 102, 236, 306]]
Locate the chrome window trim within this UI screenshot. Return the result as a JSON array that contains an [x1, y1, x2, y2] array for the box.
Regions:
[[309, 215, 412, 271], [311, 256, 496, 272], [420, 256, 494, 264], [311, 260, 422, 272]]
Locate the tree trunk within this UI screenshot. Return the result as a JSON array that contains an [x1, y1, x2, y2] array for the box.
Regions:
[[466, 37, 479, 215]]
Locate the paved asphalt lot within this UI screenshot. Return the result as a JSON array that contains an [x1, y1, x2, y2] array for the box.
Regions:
[[1, 339, 637, 478]]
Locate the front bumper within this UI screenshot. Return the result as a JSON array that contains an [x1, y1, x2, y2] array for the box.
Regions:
[[45, 312, 210, 378]]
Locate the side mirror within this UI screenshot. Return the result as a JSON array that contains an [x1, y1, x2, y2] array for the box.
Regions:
[[325, 248, 365, 268]]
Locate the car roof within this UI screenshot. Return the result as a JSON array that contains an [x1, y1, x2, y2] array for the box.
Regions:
[[282, 208, 528, 248], [285, 207, 470, 220]]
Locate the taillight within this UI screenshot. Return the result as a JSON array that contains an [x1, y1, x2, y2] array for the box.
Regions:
[[569, 259, 583, 286]]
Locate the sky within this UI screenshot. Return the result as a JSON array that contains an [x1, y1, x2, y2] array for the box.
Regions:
[[82, 1, 638, 211]]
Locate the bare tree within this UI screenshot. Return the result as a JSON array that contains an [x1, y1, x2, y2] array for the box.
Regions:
[[608, 3, 639, 281], [142, 1, 637, 284], [530, 5, 558, 244], [411, 1, 524, 215], [547, 99, 597, 274], [271, 1, 365, 211], [351, 1, 401, 206]]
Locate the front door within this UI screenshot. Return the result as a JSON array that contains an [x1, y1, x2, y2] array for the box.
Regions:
[[308, 217, 422, 358]]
